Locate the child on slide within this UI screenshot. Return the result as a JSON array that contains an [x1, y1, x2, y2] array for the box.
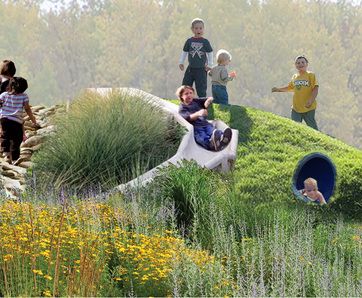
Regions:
[[300, 177, 326, 205], [177, 85, 232, 151]]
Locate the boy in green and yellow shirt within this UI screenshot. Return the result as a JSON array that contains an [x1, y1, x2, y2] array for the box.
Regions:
[[272, 55, 319, 130]]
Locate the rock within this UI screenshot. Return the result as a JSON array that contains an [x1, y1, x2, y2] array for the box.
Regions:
[[24, 131, 37, 139], [2, 170, 17, 178], [21, 135, 44, 148], [24, 125, 36, 131], [19, 150, 33, 156], [32, 144, 42, 151], [2, 176, 25, 198], [2, 163, 27, 175], [18, 155, 32, 162], [17, 161, 33, 169], [31, 105, 46, 113], [37, 107, 57, 116], [37, 125, 55, 136]]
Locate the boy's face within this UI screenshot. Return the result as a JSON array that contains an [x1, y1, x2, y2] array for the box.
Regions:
[[295, 58, 308, 72], [304, 182, 316, 193], [191, 22, 204, 37], [181, 88, 194, 105]]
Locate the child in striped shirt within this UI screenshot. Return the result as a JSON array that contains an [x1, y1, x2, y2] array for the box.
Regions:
[[0, 77, 39, 164]]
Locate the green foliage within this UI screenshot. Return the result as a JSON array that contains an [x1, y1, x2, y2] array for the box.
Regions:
[[154, 161, 218, 238], [32, 90, 184, 191], [331, 160, 362, 219]]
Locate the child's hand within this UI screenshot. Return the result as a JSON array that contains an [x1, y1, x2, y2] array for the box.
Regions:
[[179, 64, 184, 71], [204, 97, 213, 108], [305, 99, 313, 108], [198, 109, 208, 117], [205, 65, 212, 72], [229, 71, 237, 78], [271, 87, 279, 92]]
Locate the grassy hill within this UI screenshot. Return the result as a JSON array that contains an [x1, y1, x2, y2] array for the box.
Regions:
[[206, 103, 362, 219]]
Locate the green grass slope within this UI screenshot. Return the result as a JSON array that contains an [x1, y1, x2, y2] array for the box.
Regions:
[[207, 104, 362, 219]]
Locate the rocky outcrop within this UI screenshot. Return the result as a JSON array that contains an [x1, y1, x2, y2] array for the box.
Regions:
[[0, 105, 64, 200]]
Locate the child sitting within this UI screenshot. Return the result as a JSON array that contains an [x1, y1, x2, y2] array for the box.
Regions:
[[300, 177, 326, 205], [177, 85, 232, 151], [0, 77, 39, 164]]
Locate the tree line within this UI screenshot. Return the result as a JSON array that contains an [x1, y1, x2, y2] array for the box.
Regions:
[[0, 0, 361, 148]]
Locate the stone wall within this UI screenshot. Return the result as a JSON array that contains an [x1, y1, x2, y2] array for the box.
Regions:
[[0, 105, 65, 199]]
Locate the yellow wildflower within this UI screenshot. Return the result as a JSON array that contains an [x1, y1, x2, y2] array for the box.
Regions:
[[32, 269, 44, 275]]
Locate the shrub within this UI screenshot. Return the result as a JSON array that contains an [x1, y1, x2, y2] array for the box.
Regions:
[[33, 90, 184, 191], [330, 160, 362, 219], [153, 161, 220, 239]]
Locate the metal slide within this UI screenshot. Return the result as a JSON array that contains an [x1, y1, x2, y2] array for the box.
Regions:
[[90, 88, 238, 191]]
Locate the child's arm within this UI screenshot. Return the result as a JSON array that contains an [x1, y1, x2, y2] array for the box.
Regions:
[[272, 86, 289, 92], [24, 102, 39, 126], [317, 191, 327, 205], [220, 68, 235, 82], [189, 109, 207, 121], [179, 51, 187, 71], [205, 52, 213, 71], [204, 97, 213, 108], [305, 86, 319, 108]]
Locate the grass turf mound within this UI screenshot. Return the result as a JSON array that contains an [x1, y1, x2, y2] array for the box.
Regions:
[[207, 103, 362, 219]]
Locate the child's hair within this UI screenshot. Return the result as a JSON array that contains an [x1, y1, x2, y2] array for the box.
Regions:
[[216, 49, 232, 64], [0, 60, 16, 77], [295, 55, 309, 63], [304, 177, 318, 190], [176, 85, 194, 101], [8, 77, 28, 94], [191, 18, 204, 28]]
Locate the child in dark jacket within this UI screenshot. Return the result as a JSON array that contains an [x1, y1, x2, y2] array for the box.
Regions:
[[177, 85, 232, 151]]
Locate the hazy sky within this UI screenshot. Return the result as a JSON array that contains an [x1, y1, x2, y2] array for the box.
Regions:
[[40, 0, 361, 11]]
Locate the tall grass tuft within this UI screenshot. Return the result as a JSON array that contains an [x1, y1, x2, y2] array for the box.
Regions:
[[33, 90, 184, 191]]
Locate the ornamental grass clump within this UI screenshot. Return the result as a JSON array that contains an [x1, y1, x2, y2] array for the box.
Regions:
[[33, 90, 184, 191]]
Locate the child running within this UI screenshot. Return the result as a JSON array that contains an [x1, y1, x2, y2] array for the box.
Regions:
[[272, 55, 319, 130], [209, 49, 236, 105], [179, 18, 213, 98], [177, 85, 232, 151], [0, 77, 39, 164], [300, 177, 326, 205]]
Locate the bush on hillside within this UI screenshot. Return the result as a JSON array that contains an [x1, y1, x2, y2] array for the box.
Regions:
[[330, 161, 362, 219], [153, 161, 219, 238], [32, 90, 184, 191]]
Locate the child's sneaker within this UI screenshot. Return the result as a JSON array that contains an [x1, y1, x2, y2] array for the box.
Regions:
[[221, 128, 232, 147], [210, 129, 222, 151]]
